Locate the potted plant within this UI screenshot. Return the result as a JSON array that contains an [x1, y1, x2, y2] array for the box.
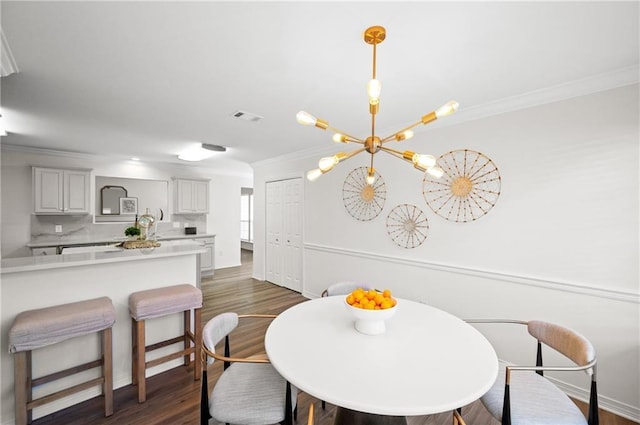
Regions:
[[124, 226, 141, 240]]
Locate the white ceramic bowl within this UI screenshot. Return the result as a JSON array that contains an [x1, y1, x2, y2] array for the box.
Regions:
[[344, 297, 398, 335]]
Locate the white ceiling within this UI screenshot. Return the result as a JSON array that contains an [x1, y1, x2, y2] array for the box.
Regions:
[[1, 1, 638, 176]]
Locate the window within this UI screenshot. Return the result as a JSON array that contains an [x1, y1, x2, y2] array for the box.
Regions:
[[240, 188, 253, 242]]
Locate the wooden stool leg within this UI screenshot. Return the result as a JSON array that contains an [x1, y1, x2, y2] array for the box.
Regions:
[[26, 350, 33, 424], [184, 310, 191, 367], [135, 319, 146, 403], [102, 328, 114, 416], [131, 317, 138, 385], [14, 351, 28, 425], [194, 307, 202, 381]]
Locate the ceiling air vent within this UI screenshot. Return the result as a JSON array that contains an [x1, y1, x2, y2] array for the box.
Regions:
[[232, 110, 263, 122]]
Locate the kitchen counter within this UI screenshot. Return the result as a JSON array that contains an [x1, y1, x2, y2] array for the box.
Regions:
[[2, 243, 207, 274], [27, 233, 216, 248]]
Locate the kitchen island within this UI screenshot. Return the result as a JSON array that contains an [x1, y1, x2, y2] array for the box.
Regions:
[[1, 243, 207, 424]]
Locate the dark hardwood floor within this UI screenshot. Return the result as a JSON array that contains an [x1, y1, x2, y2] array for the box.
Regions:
[[32, 249, 637, 425]]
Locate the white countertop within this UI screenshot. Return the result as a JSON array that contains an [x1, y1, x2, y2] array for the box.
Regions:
[[27, 233, 215, 248], [265, 297, 498, 417], [1, 244, 208, 274]]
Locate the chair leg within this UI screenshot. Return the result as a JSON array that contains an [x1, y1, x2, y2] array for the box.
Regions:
[[184, 310, 191, 367], [283, 381, 293, 425], [194, 308, 202, 381], [102, 328, 114, 416], [134, 319, 146, 403], [588, 380, 599, 425], [26, 350, 32, 424], [502, 383, 511, 425], [131, 317, 138, 385], [14, 351, 28, 425]]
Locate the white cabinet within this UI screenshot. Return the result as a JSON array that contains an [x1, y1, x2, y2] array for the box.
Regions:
[[33, 167, 90, 214], [175, 179, 209, 214], [199, 237, 215, 275]]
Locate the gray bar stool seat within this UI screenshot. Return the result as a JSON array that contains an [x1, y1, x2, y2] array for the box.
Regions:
[[129, 284, 203, 403], [9, 296, 116, 425]]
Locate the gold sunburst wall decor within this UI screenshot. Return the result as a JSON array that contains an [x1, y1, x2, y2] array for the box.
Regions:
[[422, 149, 501, 222], [386, 204, 429, 249], [342, 167, 387, 221]]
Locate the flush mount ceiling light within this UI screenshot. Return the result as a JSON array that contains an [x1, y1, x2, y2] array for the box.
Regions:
[[297, 26, 458, 184], [178, 143, 226, 161]]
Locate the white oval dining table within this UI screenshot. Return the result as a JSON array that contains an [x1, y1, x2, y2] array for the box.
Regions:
[[265, 296, 498, 424]]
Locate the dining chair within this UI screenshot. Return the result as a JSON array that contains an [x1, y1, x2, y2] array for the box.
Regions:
[[200, 312, 298, 425], [466, 319, 598, 425], [321, 281, 374, 297]]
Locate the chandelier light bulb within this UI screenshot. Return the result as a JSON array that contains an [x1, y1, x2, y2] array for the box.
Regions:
[[412, 153, 436, 169], [426, 166, 445, 179], [395, 130, 414, 141], [333, 133, 347, 143], [296, 111, 317, 126], [306, 168, 324, 181], [367, 79, 382, 104], [318, 155, 340, 172], [366, 169, 376, 185], [435, 100, 459, 118]]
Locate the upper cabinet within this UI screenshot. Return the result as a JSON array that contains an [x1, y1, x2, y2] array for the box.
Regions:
[[175, 178, 209, 214], [33, 167, 91, 214]]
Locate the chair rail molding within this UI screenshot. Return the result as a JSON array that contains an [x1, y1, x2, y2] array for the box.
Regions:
[[304, 243, 640, 304]]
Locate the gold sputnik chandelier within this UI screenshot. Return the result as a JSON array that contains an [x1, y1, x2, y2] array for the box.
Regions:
[[297, 25, 459, 184]]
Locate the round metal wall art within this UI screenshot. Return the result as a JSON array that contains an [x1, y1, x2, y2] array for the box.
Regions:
[[342, 167, 387, 221], [386, 204, 429, 249], [422, 149, 501, 223]]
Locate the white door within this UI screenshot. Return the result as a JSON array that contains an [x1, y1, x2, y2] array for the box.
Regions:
[[266, 181, 283, 285], [265, 178, 302, 292], [282, 179, 302, 292]]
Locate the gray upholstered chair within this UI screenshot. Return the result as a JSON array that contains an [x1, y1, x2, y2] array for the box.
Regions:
[[321, 281, 373, 297], [200, 312, 297, 425], [466, 319, 599, 425]]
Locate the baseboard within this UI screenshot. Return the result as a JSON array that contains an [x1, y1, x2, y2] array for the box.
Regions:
[[550, 377, 640, 422]]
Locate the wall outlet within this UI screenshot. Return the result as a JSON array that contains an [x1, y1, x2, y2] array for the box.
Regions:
[[173, 222, 180, 229], [54, 225, 62, 233]]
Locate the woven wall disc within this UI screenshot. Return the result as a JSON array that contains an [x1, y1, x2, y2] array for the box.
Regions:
[[386, 204, 429, 249], [423, 149, 501, 222], [342, 167, 387, 221]]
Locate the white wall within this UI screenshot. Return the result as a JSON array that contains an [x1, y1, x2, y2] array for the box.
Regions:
[[0, 149, 252, 268], [253, 85, 639, 420]]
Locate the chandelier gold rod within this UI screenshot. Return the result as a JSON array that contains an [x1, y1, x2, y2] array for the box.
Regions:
[[378, 146, 421, 168], [342, 146, 369, 162], [379, 118, 430, 144], [325, 124, 366, 144]]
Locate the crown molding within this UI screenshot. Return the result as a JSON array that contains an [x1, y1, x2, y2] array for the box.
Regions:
[[253, 66, 639, 167], [1, 29, 19, 77], [440, 65, 639, 129]]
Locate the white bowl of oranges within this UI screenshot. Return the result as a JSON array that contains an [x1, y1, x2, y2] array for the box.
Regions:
[[344, 288, 398, 335]]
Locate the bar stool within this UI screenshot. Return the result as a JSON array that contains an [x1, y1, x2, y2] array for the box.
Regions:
[[8, 297, 116, 425], [129, 284, 202, 403]]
